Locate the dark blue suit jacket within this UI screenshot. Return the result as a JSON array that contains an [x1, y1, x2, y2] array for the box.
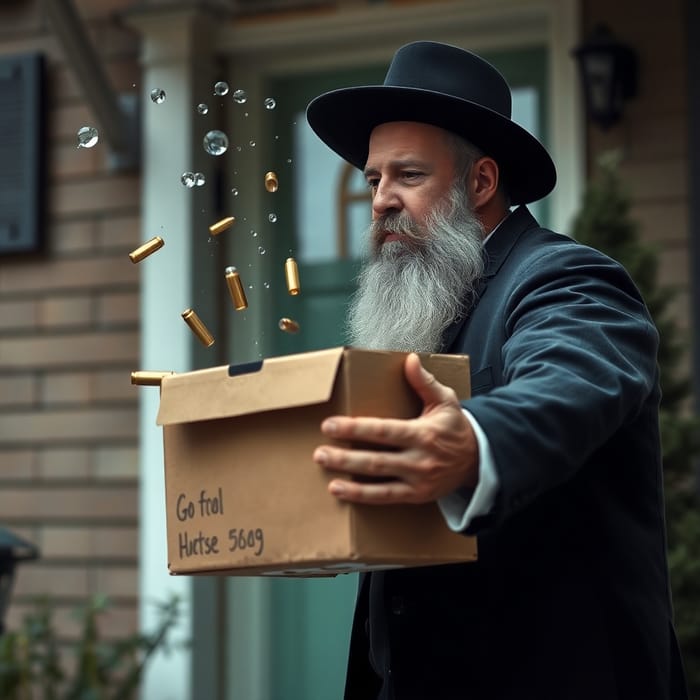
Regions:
[[344, 207, 687, 700]]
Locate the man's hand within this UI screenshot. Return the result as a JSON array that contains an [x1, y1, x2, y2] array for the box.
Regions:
[[313, 353, 479, 504]]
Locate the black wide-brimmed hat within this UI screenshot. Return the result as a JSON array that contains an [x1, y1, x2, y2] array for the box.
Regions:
[[306, 41, 556, 204]]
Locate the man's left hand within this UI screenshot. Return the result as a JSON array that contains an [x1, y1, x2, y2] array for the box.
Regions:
[[313, 352, 479, 504]]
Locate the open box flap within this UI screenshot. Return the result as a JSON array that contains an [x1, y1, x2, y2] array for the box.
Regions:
[[157, 346, 346, 426]]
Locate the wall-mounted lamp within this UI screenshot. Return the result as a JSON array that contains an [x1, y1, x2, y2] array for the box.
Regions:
[[0, 528, 39, 635], [572, 24, 638, 130]]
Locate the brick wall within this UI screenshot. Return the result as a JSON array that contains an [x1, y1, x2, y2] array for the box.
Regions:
[[0, 0, 141, 648]]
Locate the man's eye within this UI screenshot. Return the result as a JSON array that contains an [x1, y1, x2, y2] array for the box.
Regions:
[[367, 179, 379, 191], [402, 171, 422, 181]]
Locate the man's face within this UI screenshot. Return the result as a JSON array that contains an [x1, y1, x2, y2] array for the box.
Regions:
[[347, 122, 485, 353], [364, 121, 461, 248]]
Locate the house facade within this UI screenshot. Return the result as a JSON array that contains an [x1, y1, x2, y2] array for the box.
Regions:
[[0, 0, 695, 698]]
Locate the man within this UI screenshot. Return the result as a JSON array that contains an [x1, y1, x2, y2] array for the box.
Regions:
[[307, 41, 688, 699]]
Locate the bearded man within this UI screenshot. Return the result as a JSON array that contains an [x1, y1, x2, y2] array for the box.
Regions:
[[308, 41, 687, 699]]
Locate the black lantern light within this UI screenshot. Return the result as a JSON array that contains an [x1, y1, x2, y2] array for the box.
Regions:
[[0, 528, 39, 635], [572, 24, 638, 130]]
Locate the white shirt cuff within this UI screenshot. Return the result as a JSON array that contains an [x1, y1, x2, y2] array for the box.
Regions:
[[437, 408, 500, 532]]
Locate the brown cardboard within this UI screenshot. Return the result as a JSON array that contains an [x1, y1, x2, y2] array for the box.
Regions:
[[156, 347, 477, 577]]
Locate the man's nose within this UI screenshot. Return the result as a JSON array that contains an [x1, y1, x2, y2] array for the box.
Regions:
[[372, 180, 401, 217]]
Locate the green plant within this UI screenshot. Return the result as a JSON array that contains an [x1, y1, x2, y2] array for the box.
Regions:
[[0, 594, 181, 700], [572, 151, 700, 696]]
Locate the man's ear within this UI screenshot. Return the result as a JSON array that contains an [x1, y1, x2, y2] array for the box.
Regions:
[[467, 156, 500, 211]]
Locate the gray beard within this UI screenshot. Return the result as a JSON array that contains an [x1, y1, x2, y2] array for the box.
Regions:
[[346, 186, 485, 353]]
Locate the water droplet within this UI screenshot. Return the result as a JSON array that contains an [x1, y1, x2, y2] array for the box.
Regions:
[[248, 284, 254, 290], [231, 187, 239, 196], [263, 281, 270, 289], [264, 97, 276, 110], [214, 81, 229, 96], [287, 158, 293, 164], [181, 171, 196, 188], [274, 134, 280, 140], [249, 140, 256, 148], [258, 246, 266, 255], [235, 145, 242, 152], [244, 112, 249, 118], [197, 103, 209, 115], [150, 88, 166, 104], [268, 213, 277, 223], [233, 89, 248, 104], [194, 172, 206, 186], [252, 230, 258, 238], [77, 126, 99, 149], [203, 130, 229, 156]]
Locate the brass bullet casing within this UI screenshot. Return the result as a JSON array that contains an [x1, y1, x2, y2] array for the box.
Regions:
[[285, 257, 300, 295], [209, 216, 236, 236], [264, 171, 279, 193], [131, 371, 174, 386], [181, 308, 215, 347], [278, 317, 300, 334], [129, 236, 164, 263], [225, 266, 248, 310]]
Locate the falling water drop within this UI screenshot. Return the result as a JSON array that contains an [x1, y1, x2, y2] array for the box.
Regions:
[[77, 126, 99, 149], [264, 97, 276, 110], [150, 88, 166, 104], [203, 130, 229, 156], [233, 89, 248, 104], [197, 103, 209, 115], [268, 213, 277, 223], [214, 81, 229, 96], [181, 172, 196, 188]]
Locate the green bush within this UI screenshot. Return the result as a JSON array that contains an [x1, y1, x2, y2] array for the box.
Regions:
[[572, 151, 700, 697], [0, 594, 181, 700]]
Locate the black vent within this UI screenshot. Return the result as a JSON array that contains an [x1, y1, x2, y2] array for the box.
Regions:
[[0, 53, 45, 255]]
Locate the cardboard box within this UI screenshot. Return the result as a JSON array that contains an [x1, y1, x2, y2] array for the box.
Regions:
[[156, 347, 477, 577]]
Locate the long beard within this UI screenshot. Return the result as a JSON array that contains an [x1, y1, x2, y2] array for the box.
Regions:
[[346, 186, 485, 353]]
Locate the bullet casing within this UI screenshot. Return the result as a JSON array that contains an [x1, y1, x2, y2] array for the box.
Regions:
[[285, 257, 300, 295], [264, 171, 279, 193], [278, 317, 300, 334], [129, 236, 164, 263], [209, 216, 236, 236], [225, 267, 248, 310], [182, 308, 215, 347], [131, 371, 174, 386]]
